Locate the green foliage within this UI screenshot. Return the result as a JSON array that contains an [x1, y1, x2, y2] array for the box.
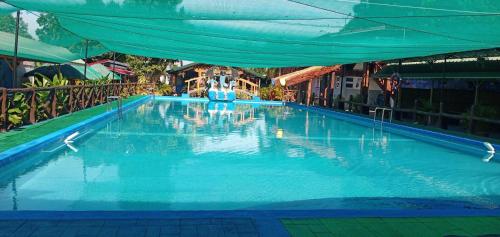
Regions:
[[24, 73, 69, 119], [472, 104, 499, 119], [157, 84, 173, 96], [126, 56, 175, 82], [0, 14, 32, 39], [260, 86, 283, 101], [8, 93, 29, 127], [83, 75, 111, 85]]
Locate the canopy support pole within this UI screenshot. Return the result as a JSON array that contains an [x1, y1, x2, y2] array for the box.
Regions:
[[83, 40, 89, 80], [397, 60, 402, 108], [112, 52, 116, 82], [306, 79, 312, 106], [12, 10, 20, 87]]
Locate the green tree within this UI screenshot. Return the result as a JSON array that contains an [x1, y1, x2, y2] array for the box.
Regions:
[[126, 55, 176, 83], [0, 14, 32, 39]]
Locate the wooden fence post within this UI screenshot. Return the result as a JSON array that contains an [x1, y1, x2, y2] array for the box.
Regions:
[[50, 88, 57, 118], [1, 88, 7, 131], [413, 99, 418, 122], [438, 102, 443, 128], [468, 104, 475, 134], [68, 87, 74, 113]]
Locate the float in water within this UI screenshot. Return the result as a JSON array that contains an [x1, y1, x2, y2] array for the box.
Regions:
[[206, 67, 237, 102]]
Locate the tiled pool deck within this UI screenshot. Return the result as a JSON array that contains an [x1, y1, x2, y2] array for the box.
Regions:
[[1, 96, 500, 236], [1, 216, 499, 237]]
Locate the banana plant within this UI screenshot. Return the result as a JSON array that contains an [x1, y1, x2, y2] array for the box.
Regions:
[[23, 72, 69, 120], [7, 93, 29, 128]]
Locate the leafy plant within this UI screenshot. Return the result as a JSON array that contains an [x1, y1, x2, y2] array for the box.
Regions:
[[24, 73, 69, 119], [8, 93, 29, 128], [157, 84, 173, 96], [260, 86, 283, 101]]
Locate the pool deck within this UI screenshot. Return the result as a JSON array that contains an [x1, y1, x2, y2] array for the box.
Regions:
[[0, 96, 500, 236], [0, 213, 500, 237]]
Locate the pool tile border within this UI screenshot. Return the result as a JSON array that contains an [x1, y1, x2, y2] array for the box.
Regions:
[[0, 96, 151, 167], [287, 103, 500, 154]]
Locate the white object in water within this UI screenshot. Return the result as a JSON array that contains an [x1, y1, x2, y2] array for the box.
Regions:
[[483, 153, 495, 163], [63, 132, 80, 153], [483, 142, 495, 154], [64, 132, 80, 144]]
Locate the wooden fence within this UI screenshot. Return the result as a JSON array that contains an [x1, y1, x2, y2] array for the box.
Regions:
[[334, 100, 500, 135], [1, 83, 154, 131]]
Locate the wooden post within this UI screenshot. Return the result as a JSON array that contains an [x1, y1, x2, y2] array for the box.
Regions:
[[29, 89, 36, 123], [1, 88, 7, 131], [438, 102, 443, 128], [468, 82, 480, 134], [196, 78, 200, 97], [413, 99, 418, 122], [50, 88, 57, 118], [306, 79, 313, 106], [68, 87, 74, 113], [468, 104, 475, 134]]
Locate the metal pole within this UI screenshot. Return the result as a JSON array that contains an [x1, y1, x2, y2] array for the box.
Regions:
[[112, 52, 116, 81], [83, 40, 89, 80], [441, 57, 446, 103], [12, 10, 20, 87]]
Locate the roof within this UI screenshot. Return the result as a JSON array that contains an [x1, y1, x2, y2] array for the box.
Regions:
[[372, 60, 500, 80], [71, 64, 103, 80], [167, 63, 203, 73], [0, 32, 81, 63], [273, 66, 340, 86], [90, 63, 122, 80]]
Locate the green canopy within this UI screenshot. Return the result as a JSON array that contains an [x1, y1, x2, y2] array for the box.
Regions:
[[2, 0, 500, 67], [71, 64, 102, 80]]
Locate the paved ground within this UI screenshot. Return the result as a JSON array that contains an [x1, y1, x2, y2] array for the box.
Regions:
[[0, 218, 259, 237], [2, 216, 500, 237], [282, 217, 500, 237]]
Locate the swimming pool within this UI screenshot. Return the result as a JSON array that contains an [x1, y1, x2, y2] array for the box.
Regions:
[[0, 97, 499, 211]]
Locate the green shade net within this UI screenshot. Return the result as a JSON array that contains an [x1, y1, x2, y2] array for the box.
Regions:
[[0, 5, 106, 63], [2, 0, 500, 67], [72, 64, 102, 80]]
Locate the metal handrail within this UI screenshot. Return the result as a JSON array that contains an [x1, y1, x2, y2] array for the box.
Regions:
[[373, 107, 393, 124]]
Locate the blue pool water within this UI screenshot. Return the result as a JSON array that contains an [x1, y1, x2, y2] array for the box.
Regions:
[[0, 99, 499, 211]]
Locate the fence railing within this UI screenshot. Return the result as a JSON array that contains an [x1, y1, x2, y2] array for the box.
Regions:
[[333, 100, 500, 135], [1, 83, 154, 131]]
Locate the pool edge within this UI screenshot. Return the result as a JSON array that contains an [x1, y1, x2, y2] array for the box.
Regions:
[[0, 96, 151, 167], [287, 102, 500, 154]]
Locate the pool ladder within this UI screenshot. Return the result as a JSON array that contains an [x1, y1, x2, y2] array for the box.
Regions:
[[107, 96, 123, 117], [372, 107, 393, 125]]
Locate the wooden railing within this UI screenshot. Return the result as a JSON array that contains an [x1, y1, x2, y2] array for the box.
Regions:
[[185, 77, 260, 98], [1, 83, 154, 131], [333, 100, 500, 135], [236, 78, 259, 96], [185, 77, 205, 96]]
